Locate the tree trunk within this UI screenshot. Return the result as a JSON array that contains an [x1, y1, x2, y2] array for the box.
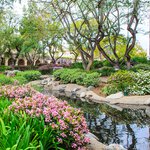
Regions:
[[126, 55, 131, 69], [86, 58, 93, 71]]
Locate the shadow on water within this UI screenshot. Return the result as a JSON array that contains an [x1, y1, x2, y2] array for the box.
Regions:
[[63, 98, 150, 150], [43, 91, 150, 150]]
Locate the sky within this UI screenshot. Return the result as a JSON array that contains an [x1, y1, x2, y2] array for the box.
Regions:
[[13, 0, 150, 55]]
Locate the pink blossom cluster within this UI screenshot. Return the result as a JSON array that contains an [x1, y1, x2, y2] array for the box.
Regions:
[[0, 85, 37, 98], [8, 90, 90, 149]]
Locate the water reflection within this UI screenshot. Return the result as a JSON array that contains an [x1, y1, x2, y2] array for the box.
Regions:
[[65, 99, 150, 150]]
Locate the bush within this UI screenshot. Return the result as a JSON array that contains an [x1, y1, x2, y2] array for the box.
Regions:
[[131, 64, 150, 72], [12, 76, 28, 85], [108, 70, 135, 92], [53, 69, 100, 87], [83, 72, 100, 87], [70, 62, 83, 69], [128, 71, 150, 95], [0, 85, 36, 98], [97, 66, 115, 76], [102, 84, 119, 95], [0, 74, 14, 85], [131, 56, 148, 64], [0, 65, 10, 72], [16, 70, 41, 81], [92, 60, 103, 69], [102, 60, 113, 67]]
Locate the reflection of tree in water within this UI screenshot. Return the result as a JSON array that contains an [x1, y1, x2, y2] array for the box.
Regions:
[[65, 99, 150, 150]]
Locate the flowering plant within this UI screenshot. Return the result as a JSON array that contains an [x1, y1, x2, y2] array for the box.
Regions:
[[0, 85, 37, 98], [3, 85, 90, 149]]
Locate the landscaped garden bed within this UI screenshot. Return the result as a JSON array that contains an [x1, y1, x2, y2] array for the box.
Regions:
[[0, 85, 90, 149]]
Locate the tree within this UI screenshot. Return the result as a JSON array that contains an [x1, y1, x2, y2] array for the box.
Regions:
[[49, 0, 149, 69]]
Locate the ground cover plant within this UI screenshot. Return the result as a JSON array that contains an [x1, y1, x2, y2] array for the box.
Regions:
[[0, 85, 90, 150], [16, 70, 41, 81], [102, 70, 150, 96], [53, 68, 100, 87]]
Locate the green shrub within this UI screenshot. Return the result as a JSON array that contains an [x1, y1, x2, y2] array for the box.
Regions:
[[128, 71, 150, 95], [70, 62, 83, 69], [97, 66, 115, 76], [0, 74, 14, 85], [83, 72, 100, 87], [102, 84, 119, 95], [108, 70, 135, 92], [102, 60, 113, 67], [13, 76, 28, 85], [0, 65, 10, 72], [132, 56, 148, 64], [16, 70, 41, 81], [92, 60, 103, 69], [131, 64, 150, 72], [53, 69, 100, 87]]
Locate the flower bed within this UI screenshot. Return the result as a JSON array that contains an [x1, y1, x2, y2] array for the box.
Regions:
[[0, 85, 90, 149]]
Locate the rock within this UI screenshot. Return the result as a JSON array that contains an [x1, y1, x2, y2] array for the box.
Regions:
[[86, 136, 107, 150], [5, 70, 20, 77], [106, 144, 126, 150], [72, 88, 80, 92], [41, 79, 48, 85], [40, 75, 50, 80], [80, 92, 86, 98], [86, 132, 99, 141], [106, 92, 124, 100], [80, 98, 86, 102], [146, 107, 150, 117], [85, 91, 106, 103], [87, 86, 94, 91], [109, 96, 150, 105]]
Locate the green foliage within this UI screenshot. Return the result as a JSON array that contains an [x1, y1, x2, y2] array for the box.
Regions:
[[131, 56, 148, 64], [0, 74, 14, 85], [53, 69, 100, 87], [83, 72, 100, 87], [131, 64, 150, 72], [92, 60, 103, 69], [128, 71, 150, 95], [70, 62, 83, 69], [97, 66, 115, 76], [102, 60, 113, 67], [0, 66, 10, 72], [16, 70, 41, 81], [102, 85, 119, 95], [12, 76, 28, 85], [108, 70, 135, 93]]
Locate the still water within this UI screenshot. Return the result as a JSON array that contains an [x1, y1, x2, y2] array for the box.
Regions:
[[62, 99, 150, 150], [43, 90, 150, 150]]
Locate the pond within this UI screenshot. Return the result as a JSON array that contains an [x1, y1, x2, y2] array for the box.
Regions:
[[43, 91, 150, 150]]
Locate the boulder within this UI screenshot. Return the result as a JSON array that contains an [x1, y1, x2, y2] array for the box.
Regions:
[[106, 92, 124, 100], [106, 144, 126, 150], [5, 70, 20, 77], [145, 107, 150, 117], [109, 96, 150, 105], [40, 75, 50, 80], [85, 91, 106, 103], [80, 92, 86, 98], [87, 86, 94, 91]]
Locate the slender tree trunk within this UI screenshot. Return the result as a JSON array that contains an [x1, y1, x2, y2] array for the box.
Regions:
[[86, 58, 93, 71]]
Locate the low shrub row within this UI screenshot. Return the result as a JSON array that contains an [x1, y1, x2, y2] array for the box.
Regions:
[[53, 68, 100, 87], [16, 70, 41, 81], [0, 85, 90, 149], [102, 70, 150, 96], [0, 70, 41, 86]]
